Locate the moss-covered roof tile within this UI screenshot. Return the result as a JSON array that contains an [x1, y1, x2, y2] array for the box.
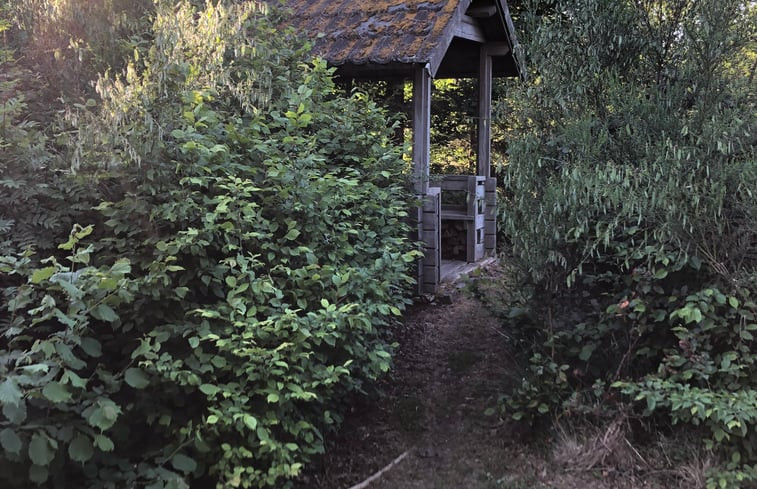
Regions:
[[285, 0, 464, 67]]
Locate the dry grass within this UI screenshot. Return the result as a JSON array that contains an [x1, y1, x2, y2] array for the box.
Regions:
[[674, 456, 712, 489], [552, 416, 645, 473], [655, 433, 717, 489], [546, 417, 727, 489]]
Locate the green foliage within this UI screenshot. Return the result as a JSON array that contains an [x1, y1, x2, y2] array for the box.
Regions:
[[3, 0, 153, 106], [1, 1, 416, 488], [613, 286, 757, 456], [485, 0, 757, 485], [0, 2, 109, 256], [0, 228, 146, 487], [502, 0, 755, 281], [0, 47, 50, 252], [429, 78, 510, 175], [351, 77, 509, 176]]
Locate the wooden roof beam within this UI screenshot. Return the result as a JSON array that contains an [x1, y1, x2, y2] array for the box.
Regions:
[[468, 4, 497, 18], [486, 42, 511, 57], [454, 15, 486, 43]]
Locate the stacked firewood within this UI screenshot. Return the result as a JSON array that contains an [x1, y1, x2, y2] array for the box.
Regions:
[[441, 220, 467, 260]]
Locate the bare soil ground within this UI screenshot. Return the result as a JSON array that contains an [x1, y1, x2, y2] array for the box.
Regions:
[[298, 271, 694, 489]]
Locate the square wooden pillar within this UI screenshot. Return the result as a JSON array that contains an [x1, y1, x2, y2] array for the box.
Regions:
[[477, 47, 492, 178], [413, 64, 432, 195], [422, 188, 441, 293], [412, 64, 437, 293], [485, 177, 497, 255]]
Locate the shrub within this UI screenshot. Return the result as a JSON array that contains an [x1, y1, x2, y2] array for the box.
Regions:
[[485, 0, 756, 485], [0, 1, 417, 487]]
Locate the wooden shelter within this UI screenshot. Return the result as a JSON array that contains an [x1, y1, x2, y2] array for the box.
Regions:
[[285, 0, 524, 293]]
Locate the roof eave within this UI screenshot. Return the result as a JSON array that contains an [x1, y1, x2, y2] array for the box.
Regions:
[[497, 0, 526, 80], [426, 0, 474, 77]]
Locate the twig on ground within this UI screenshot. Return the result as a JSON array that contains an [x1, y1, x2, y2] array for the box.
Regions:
[[624, 437, 649, 467], [346, 450, 412, 489], [488, 325, 511, 340]]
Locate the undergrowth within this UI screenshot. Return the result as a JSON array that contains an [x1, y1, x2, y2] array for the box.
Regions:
[[482, 1, 757, 487]]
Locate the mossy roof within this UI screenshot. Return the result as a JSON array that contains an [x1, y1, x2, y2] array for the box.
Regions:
[[283, 0, 522, 79], [290, 0, 460, 65]]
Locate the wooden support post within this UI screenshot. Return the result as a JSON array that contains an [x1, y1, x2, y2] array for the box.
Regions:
[[477, 46, 492, 177], [422, 188, 441, 294], [413, 64, 432, 195], [413, 63, 438, 294], [485, 177, 497, 255], [409, 203, 424, 296]]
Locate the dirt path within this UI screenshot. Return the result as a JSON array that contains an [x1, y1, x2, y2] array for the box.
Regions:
[[299, 276, 682, 489], [300, 282, 524, 489], [365, 288, 515, 489]]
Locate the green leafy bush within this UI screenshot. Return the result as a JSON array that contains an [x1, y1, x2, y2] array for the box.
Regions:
[[483, 0, 756, 485], [0, 1, 416, 487]]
